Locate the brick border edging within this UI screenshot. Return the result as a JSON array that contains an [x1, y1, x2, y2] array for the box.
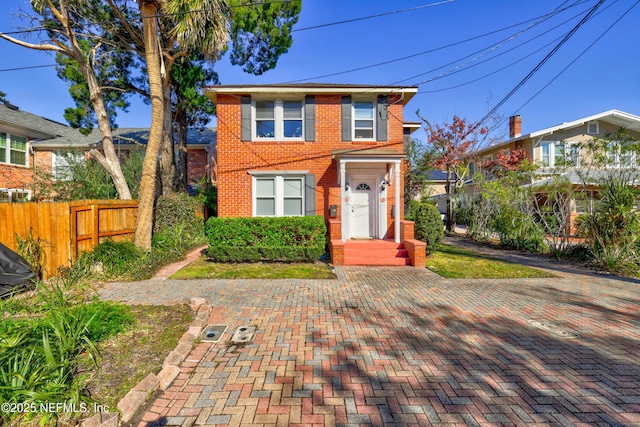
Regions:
[[81, 298, 211, 427]]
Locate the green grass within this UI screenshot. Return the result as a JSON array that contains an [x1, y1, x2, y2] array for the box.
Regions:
[[84, 304, 193, 410], [170, 257, 337, 279], [426, 243, 556, 279]]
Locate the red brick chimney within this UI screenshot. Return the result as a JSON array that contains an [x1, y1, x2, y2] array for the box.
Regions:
[[509, 115, 521, 138]]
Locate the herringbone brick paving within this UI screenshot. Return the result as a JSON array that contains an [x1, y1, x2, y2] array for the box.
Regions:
[[100, 256, 640, 426]]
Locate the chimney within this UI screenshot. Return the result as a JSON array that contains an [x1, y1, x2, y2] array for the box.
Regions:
[[509, 115, 521, 138]]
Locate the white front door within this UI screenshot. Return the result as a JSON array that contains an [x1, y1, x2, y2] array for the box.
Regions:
[[351, 181, 374, 238]]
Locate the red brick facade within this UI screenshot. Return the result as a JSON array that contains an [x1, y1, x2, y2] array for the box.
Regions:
[[216, 92, 408, 228], [186, 149, 209, 184]]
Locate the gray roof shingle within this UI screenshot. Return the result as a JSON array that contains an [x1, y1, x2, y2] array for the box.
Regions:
[[0, 104, 216, 148]]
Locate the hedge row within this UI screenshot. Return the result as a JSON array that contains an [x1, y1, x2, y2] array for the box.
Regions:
[[205, 216, 326, 262]]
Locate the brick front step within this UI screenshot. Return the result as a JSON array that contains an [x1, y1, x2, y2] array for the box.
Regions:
[[343, 239, 411, 266]]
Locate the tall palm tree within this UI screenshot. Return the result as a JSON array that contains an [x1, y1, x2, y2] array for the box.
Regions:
[[134, 0, 227, 249]]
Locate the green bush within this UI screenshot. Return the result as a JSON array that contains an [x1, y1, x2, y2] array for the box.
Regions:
[[491, 208, 546, 253], [74, 239, 141, 280], [575, 179, 640, 276], [153, 192, 204, 236], [205, 216, 326, 262], [404, 200, 421, 220], [413, 203, 444, 255]]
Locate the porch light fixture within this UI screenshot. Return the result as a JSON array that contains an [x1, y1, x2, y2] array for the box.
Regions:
[[380, 180, 388, 191], [345, 182, 350, 191]]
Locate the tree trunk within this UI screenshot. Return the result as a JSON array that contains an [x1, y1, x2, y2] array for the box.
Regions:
[[445, 165, 453, 232], [134, 1, 164, 250], [160, 82, 176, 194], [175, 108, 189, 192], [85, 69, 132, 200]]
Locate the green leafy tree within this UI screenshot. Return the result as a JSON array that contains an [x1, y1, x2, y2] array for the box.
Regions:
[[171, 55, 218, 192], [404, 137, 431, 211], [0, 1, 133, 199], [417, 113, 487, 232]]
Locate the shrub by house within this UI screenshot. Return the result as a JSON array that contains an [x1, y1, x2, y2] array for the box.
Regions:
[[205, 216, 326, 262]]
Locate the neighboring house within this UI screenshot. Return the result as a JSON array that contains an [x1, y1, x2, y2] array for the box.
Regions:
[[204, 83, 427, 266], [472, 110, 640, 175], [424, 169, 449, 214], [468, 110, 640, 231], [35, 127, 217, 190], [0, 103, 74, 202], [0, 102, 216, 200]]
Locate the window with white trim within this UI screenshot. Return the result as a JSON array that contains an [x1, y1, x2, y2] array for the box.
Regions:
[[0, 132, 28, 166], [587, 121, 599, 135], [0, 189, 30, 203], [353, 100, 375, 139], [253, 99, 303, 140], [53, 150, 85, 180], [254, 176, 304, 216], [606, 141, 635, 168], [540, 141, 579, 168]]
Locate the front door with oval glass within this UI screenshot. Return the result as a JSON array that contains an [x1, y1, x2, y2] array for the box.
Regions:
[[351, 182, 374, 238]]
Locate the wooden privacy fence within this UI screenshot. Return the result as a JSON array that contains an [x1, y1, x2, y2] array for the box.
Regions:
[[0, 200, 138, 279]]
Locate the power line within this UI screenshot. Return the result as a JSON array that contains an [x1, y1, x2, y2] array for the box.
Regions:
[[476, 0, 606, 128], [291, 0, 454, 32], [0, 0, 451, 36], [394, 0, 582, 86], [0, 64, 56, 73], [415, 0, 617, 92], [509, 0, 640, 124], [285, 0, 590, 83]]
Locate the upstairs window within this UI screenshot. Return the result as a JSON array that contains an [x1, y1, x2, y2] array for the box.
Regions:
[[554, 143, 579, 168], [607, 141, 636, 168], [253, 99, 304, 140], [53, 151, 85, 180], [353, 101, 375, 139], [255, 101, 275, 138], [0, 133, 28, 167], [283, 101, 303, 138], [540, 141, 579, 168]]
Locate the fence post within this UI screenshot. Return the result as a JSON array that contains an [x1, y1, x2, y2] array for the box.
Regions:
[[92, 204, 99, 248]]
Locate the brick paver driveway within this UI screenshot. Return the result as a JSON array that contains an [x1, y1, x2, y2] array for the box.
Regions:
[[100, 264, 640, 426]]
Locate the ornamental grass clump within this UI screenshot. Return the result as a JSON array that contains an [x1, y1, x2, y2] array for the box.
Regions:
[[0, 275, 134, 426]]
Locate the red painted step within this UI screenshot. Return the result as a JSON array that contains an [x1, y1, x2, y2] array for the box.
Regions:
[[342, 239, 411, 266]]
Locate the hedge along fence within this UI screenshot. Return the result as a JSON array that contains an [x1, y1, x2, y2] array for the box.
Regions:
[[205, 216, 326, 262]]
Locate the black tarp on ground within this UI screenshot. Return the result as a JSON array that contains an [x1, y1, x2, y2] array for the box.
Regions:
[[0, 242, 35, 297]]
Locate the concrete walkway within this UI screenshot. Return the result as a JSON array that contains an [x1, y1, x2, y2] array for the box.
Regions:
[[99, 250, 640, 426]]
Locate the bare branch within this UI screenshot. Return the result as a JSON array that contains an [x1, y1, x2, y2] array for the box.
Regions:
[[0, 32, 62, 52], [88, 148, 107, 166]]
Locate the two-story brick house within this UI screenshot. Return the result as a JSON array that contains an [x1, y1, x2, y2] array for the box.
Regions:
[[204, 83, 426, 266]]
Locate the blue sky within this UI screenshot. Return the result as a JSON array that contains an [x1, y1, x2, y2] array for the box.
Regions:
[[1, 0, 639, 140]]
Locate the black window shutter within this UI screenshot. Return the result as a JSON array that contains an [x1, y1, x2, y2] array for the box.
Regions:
[[342, 96, 352, 141], [377, 95, 388, 142], [305, 96, 316, 142], [304, 174, 316, 216], [241, 96, 251, 142]]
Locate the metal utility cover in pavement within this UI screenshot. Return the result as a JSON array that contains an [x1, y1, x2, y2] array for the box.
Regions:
[[528, 320, 579, 339], [231, 325, 256, 344], [199, 324, 228, 342]]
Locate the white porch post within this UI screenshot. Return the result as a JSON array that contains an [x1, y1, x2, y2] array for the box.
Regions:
[[394, 159, 401, 243], [340, 159, 347, 241]]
